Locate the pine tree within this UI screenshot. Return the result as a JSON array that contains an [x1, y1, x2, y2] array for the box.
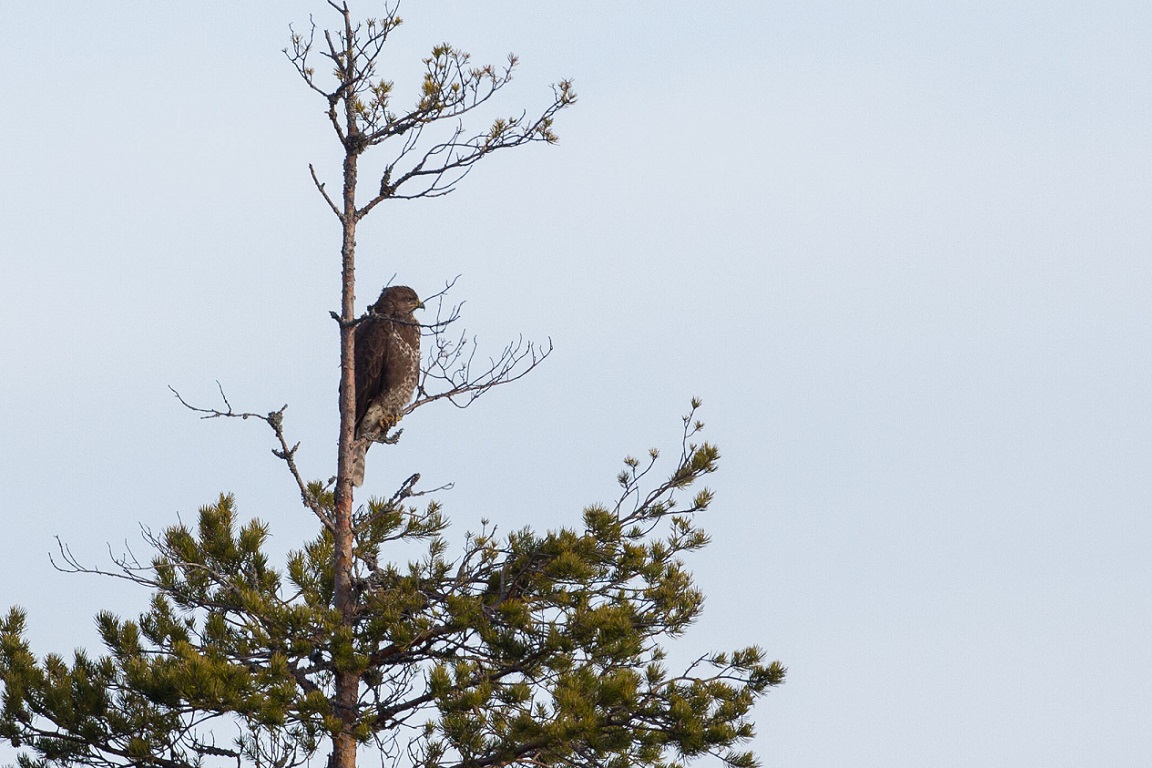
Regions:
[[0, 5, 785, 768]]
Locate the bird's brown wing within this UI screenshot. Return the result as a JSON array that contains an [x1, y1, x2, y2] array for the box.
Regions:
[[354, 316, 396, 429]]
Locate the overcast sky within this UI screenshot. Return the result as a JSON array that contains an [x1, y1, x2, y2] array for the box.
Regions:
[[3, 2, 1152, 766]]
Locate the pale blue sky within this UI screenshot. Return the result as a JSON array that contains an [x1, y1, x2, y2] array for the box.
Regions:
[[3, 2, 1152, 766]]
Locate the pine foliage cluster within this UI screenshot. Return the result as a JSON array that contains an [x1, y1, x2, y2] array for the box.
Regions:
[[1, 409, 783, 768]]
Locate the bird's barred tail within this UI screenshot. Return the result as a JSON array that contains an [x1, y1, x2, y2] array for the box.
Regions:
[[350, 437, 369, 487]]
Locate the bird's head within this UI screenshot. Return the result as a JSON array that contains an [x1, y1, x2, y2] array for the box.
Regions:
[[371, 285, 424, 316]]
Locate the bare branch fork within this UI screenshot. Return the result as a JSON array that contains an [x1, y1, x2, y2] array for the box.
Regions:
[[168, 383, 334, 532], [411, 280, 552, 415]]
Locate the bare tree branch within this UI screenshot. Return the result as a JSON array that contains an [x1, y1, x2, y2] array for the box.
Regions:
[[412, 330, 552, 414], [309, 163, 342, 218], [168, 384, 334, 532]]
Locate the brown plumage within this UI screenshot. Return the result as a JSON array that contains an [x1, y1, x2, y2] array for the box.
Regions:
[[350, 285, 423, 486]]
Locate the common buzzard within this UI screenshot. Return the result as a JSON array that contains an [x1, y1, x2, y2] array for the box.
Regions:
[[350, 285, 423, 486]]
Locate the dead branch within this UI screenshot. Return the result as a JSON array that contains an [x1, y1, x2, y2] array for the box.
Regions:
[[168, 383, 334, 532], [411, 331, 552, 414], [309, 163, 341, 218]]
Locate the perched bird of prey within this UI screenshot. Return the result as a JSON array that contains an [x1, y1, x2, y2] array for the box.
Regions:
[[350, 285, 423, 486]]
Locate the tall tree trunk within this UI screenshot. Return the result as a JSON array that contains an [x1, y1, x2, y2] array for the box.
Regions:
[[331, 144, 360, 768]]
